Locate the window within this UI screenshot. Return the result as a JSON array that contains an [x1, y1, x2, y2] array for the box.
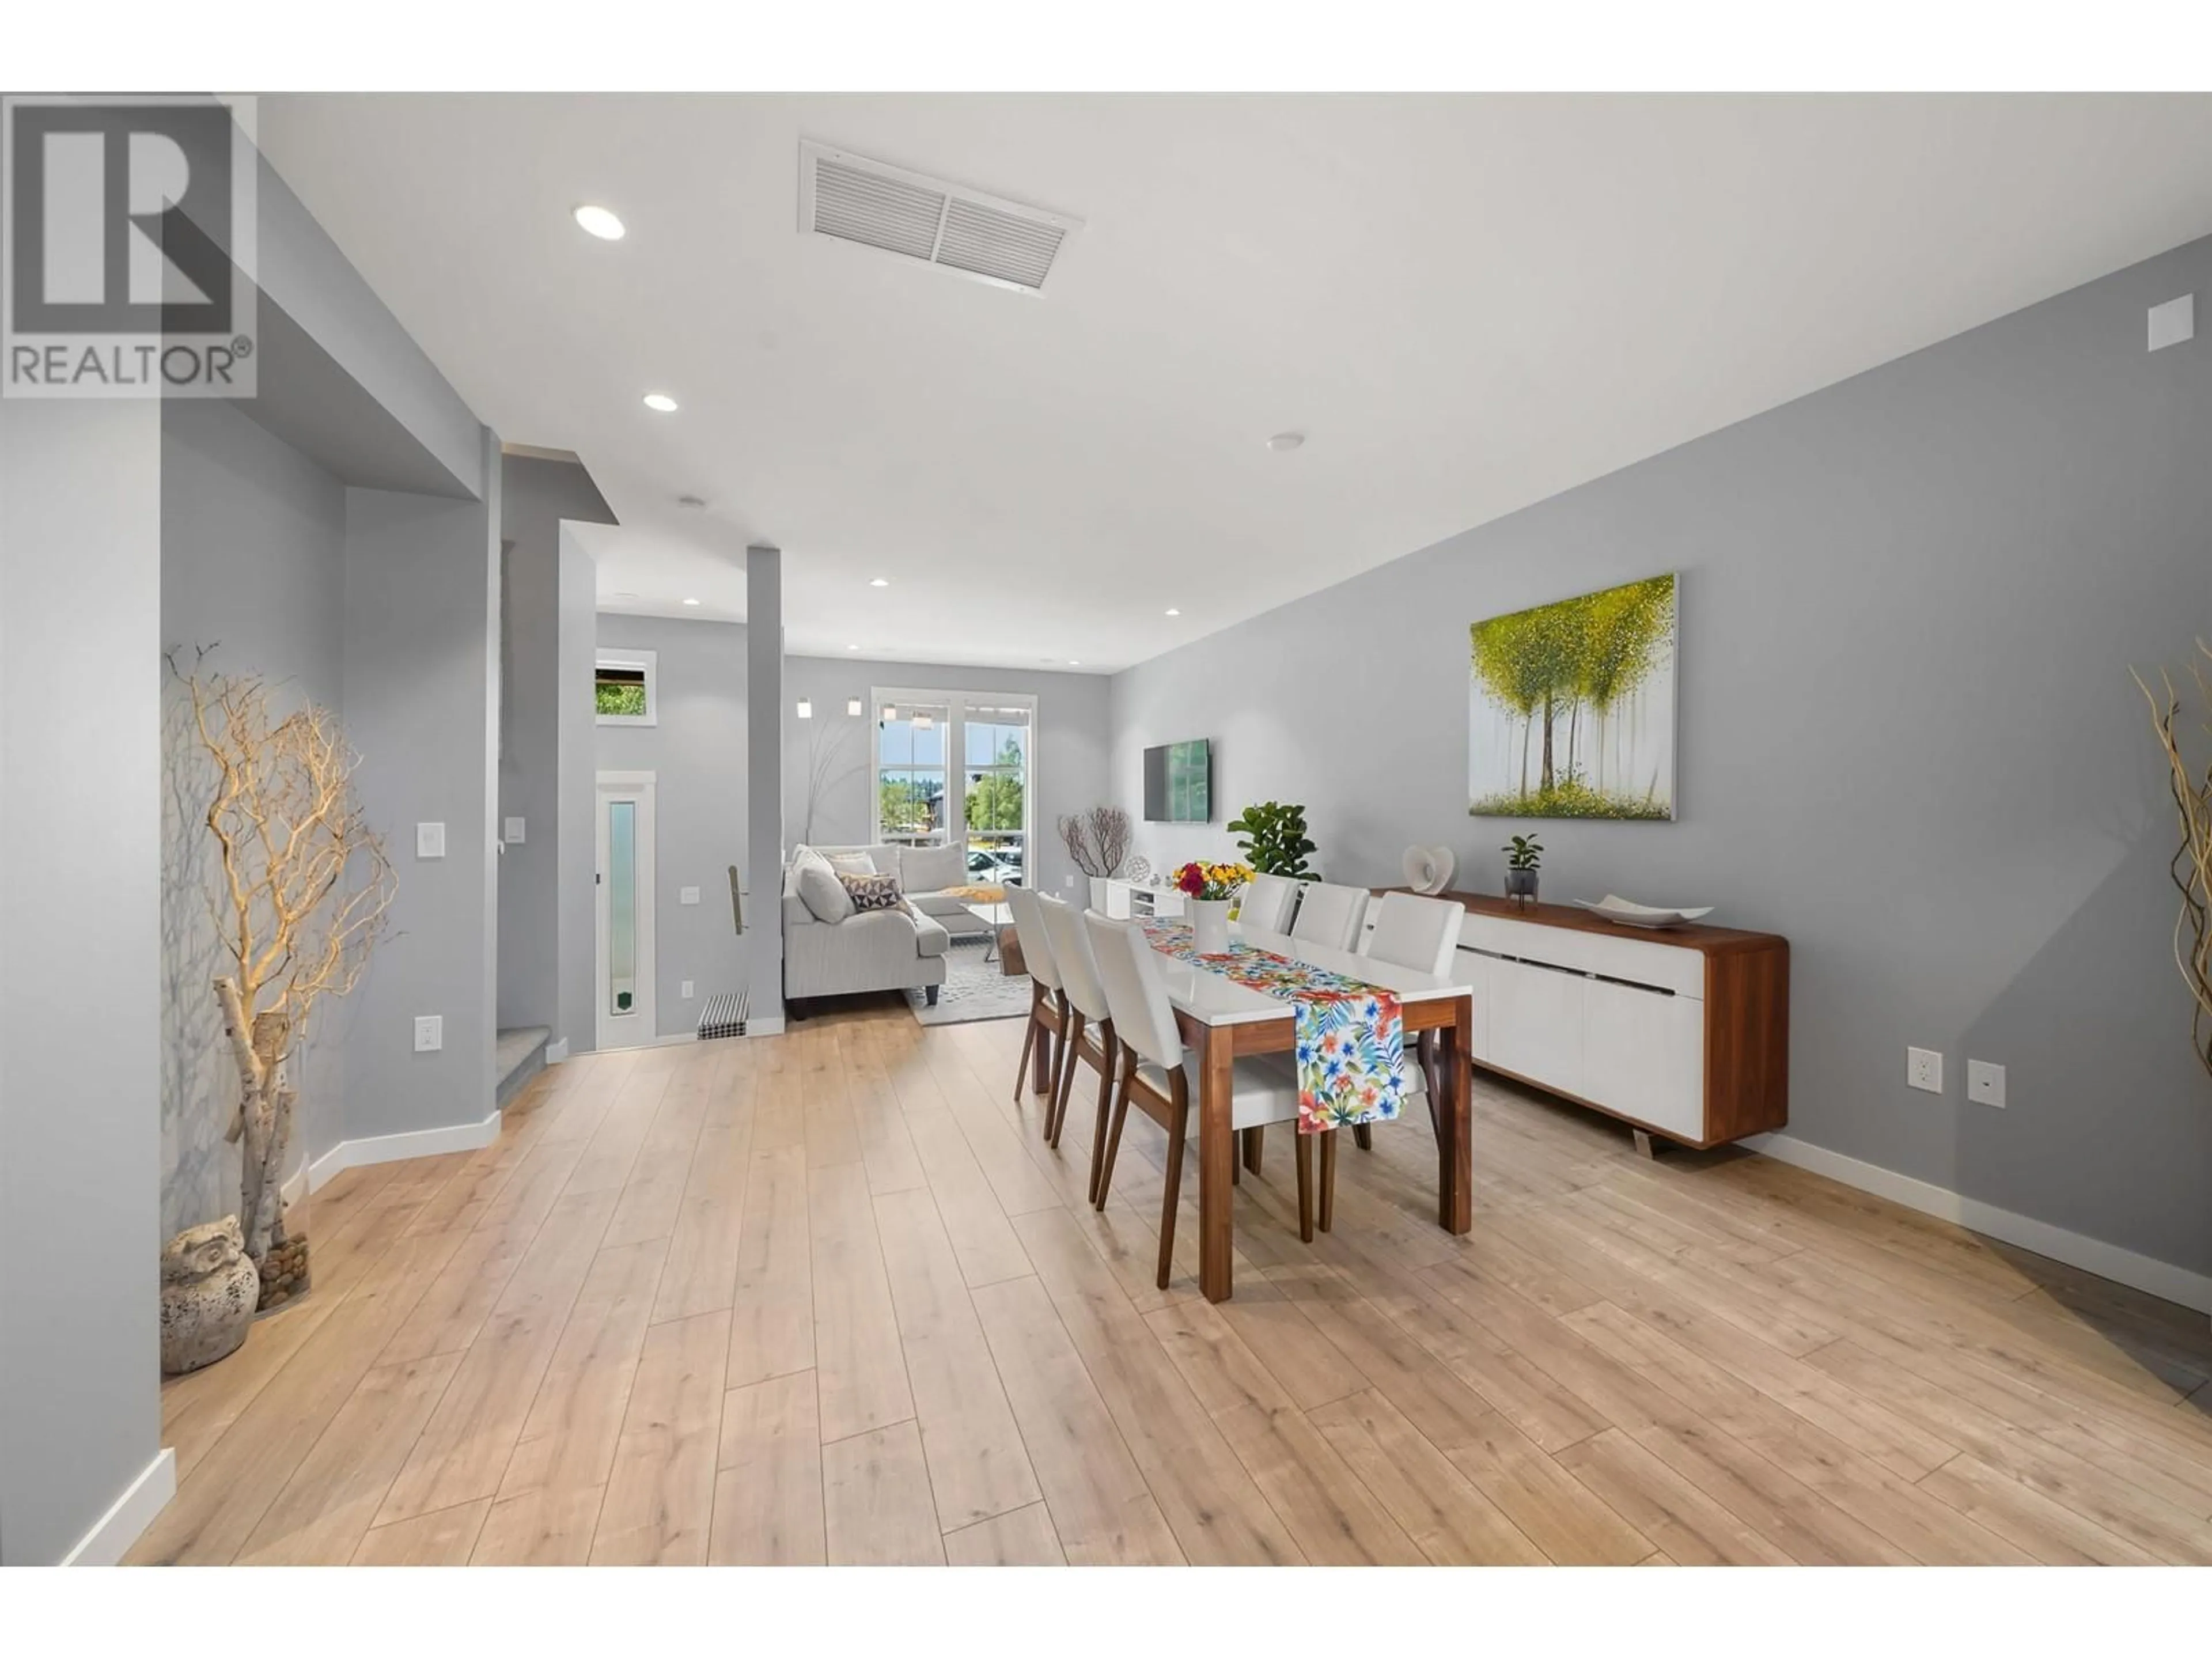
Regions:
[[596, 649, 657, 726], [872, 689, 1036, 886]]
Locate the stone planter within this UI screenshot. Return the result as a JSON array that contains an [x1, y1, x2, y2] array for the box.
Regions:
[[257, 1233, 312, 1313], [160, 1216, 262, 1376]]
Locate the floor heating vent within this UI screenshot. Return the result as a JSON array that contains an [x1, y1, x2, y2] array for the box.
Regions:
[[697, 991, 748, 1041]]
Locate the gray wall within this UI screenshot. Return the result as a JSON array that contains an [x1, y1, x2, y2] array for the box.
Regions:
[[342, 460, 501, 1138], [1, 398, 164, 1563], [595, 614, 750, 1037], [783, 654, 1113, 903], [158, 400, 351, 1239], [496, 456, 615, 1047], [558, 528, 599, 1054], [1112, 234, 2212, 1279]]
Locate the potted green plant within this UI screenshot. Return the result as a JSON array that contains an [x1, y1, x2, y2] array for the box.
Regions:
[[1226, 801, 1317, 879], [1502, 834, 1543, 908]]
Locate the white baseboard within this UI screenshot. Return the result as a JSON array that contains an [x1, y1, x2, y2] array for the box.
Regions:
[[1743, 1131, 2212, 1317], [303, 1109, 502, 1194], [62, 1446, 175, 1565], [543, 1036, 570, 1065]]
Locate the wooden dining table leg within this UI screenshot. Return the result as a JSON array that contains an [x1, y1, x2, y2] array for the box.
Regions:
[[1437, 995, 1473, 1233], [1197, 1025, 1235, 1302]]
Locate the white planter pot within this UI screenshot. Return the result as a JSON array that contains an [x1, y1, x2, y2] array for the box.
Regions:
[[1191, 897, 1231, 955], [1088, 876, 1111, 914]]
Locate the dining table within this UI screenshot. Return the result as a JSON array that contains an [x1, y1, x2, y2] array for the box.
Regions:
[[1033, 916, 1476, 1302]]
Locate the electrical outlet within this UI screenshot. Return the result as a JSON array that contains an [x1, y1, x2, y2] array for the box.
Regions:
[[681, 980, 695, 998], [415, 821, 446, 859], [1064, 874, 1075, 889], [680, 886, 700, 906], [1967, 1059, 2007, 1108], [1907, 1047, 1943, 1094], [413, 1014, 443, 1053], [2149, 293, 2195, 351], [504, 816, 525, 844]]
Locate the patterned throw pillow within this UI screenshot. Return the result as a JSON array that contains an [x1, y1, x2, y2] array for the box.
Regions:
[[839, 871, 904, 913]]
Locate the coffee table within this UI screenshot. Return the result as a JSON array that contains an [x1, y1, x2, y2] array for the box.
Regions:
[[960, 899, 1014, 962]]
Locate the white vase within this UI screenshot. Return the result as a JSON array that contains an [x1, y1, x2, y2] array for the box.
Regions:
[[1191, 897, 1231, 955], [1088, 876, 1111, 914]]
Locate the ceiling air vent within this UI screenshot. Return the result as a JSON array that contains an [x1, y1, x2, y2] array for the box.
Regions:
[[798, 141, 1080, 294]]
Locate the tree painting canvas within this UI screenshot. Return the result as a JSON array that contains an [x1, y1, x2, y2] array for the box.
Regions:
[[1468, 573, 1677, 820]]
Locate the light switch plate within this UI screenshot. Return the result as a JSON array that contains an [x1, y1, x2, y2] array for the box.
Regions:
[[681, 979, 695, 998], [1967, 1059, 2006, 1108], [1907, 1046, 1943, 1094], [2148, 293, 2195, 351], [416, 821, 446, 859], [680, 886, 700, 906], [413, 1014, 443, 1052], [504, 816, 525, 844]]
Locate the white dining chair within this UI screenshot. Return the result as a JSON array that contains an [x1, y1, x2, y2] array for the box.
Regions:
[[1084, 911, 1331, 1282], [1355, 889, 1467, 1146], [1005, 884, 1070, 1130], [1237, 873, 1300, 934], [1035, 892, 1119, 1188], [1288, 881, 1369, 952]]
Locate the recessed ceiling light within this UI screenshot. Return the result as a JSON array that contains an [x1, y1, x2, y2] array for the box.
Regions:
[[573, 204, 625, 241], [846, 643, 859, 650], [1068, 660, 1081, 666], [1266, 431, 1305, 453], [681, 597, 701, 607], [643, 392, 679, 413], [869, 578, 889, 588], [1165, 608, 1180, 616]]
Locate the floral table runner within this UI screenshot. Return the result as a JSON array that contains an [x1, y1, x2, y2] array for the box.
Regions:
[[1139, 919, 1406, 1134]]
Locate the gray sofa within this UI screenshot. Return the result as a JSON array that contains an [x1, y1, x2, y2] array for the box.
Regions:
[[783, 842, 978, 1009]]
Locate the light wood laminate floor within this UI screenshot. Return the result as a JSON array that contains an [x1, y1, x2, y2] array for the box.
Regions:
[[131, 1000, 2212, 1566]]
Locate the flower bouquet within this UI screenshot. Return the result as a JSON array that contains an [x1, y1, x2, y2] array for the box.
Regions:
[[1171, 860, 1252, 953]]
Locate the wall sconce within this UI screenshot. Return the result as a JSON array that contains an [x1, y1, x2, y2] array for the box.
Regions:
[[846, 698, 862, 717], [882, 703, 897, 722], [795, 698, 813, 719]]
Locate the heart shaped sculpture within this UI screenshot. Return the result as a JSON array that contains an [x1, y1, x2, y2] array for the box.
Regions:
[[1401, 844, 1456, 896]]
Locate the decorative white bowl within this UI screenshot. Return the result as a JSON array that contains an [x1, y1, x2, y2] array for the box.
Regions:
[[1574, 893, 1714, 930]]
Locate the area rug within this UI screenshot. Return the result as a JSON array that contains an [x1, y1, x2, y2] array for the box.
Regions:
[[905, 938, 1031, 1027]]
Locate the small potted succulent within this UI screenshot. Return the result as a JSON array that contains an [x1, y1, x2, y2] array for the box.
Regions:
[[1172, 859, 1253, 954], [1502, 834, 1543, 909]]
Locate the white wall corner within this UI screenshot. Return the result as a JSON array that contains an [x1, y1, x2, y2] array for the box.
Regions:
[[1743, 1132, 2212, 1318], [60, 1446, 175, 1566], [543, 1036, 570, 1065], [744, 1017, 786, 1037]]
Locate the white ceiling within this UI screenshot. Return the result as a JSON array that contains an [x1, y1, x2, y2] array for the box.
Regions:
[[257, 93, 2212, 673]]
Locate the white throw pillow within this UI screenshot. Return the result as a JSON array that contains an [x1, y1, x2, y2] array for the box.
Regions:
[[794, 850, 855, 924], [902, 843, 967, 894], [824, 851, 877, 877]]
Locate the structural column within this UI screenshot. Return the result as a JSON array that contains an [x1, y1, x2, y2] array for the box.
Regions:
[[745, 544, 786, 1033], [0, 397, 167, 1562]]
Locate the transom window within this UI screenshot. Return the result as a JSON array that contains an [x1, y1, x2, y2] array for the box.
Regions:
[[596, 649, 657, 726], [872, 689, 1035, 888]]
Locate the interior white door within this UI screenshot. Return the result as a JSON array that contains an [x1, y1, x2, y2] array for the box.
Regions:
[[596, 773, 657, 1051]]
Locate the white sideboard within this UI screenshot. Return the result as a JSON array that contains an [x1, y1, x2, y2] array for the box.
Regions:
[[1374, 891, 1789, 1151], [1094, 877, 1187, 921]]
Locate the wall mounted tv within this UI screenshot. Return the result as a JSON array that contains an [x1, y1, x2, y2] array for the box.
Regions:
[[1143, 738, 1211, 823]]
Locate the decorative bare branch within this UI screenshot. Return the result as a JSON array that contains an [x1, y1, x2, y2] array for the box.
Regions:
[[2135, 640, 2212, 1082], [1057, 804, 1133, 879], [169, 650, 396, 1274]]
